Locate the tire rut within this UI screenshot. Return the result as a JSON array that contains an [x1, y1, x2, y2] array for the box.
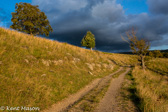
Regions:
[[66, 68, 125, 112], [95, 68, 131, 112], [43, 68, 123, 112]]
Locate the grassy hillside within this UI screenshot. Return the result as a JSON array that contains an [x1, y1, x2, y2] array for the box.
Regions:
[[131, 66, 168, 112], [146, 58, 168, 75], [106, 53, 138, 66], [0, 27, 138, 111]]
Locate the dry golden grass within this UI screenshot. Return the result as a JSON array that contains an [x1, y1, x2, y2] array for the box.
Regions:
[[146, 58, 168, 75], [132, 66, 168, 112], [0, 27, 137, 111], [105, 53, 138, 66]]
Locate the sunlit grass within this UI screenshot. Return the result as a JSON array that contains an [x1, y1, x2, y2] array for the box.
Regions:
[[105, 52, 138, 66], [132, 66, 168, 112], [146, 58, 168, 75], [0, 27, 137, 110]]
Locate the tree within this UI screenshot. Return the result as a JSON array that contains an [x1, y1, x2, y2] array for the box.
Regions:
[[153, 50, 163, 58], [122, 30, 150, 69], [149, 50, 163, 58], [163, 52, 168, 58], [10, 2, 53, 36], [149, 51, 154, 57], [81, 31, 95, 50]]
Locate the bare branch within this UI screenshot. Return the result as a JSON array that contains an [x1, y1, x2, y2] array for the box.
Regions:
[[121, 35, 129, 43]]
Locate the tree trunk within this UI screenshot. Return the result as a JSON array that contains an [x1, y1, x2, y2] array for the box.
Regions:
[[90, 47, 92, 51], [30, 28, 33, 35], [141, 55, 145, 69]]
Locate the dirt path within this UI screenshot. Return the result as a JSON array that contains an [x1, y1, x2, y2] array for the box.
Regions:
[[95, 68, 131, 112], [66, 68, 125, 112], [43, 68, 123, 112]]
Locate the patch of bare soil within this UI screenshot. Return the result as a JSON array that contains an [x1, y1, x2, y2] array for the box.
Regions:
[[116, 72, 139, 112], [43, 68, 123, 112], [95, 68, 131, 112]]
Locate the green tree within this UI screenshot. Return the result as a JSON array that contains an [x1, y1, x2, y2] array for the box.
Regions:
[[149, 51, 154, 57], [163, 52, 168, 58], [10, 2, 53, 36], [153, 50, 163, 58], [81, 31, 95, 50], [122, 30, 150, 69]]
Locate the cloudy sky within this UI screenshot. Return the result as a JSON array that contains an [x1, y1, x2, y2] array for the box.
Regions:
[[0, 0, 168, 52]]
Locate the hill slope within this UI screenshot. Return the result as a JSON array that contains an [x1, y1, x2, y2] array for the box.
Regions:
[[0, 28, 138, 110]]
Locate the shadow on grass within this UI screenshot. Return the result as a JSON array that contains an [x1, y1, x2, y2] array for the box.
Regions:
[[127, 72, 142, 112], [146, 67, 168, 76]]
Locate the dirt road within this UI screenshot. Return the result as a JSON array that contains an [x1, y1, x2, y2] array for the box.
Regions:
[[43, 67, 131, 112], [95, 68, 131, 112]]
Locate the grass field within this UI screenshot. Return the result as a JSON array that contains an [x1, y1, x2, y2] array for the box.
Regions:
[[0, 27, 137, 111], [146, 58, 168, 75], [103, 52, 138, 66], [131, 66, 168, 112]]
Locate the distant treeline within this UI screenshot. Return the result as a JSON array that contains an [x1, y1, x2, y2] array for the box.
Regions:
[[119, 49, 168, 58], [148, 50, 168, 58]]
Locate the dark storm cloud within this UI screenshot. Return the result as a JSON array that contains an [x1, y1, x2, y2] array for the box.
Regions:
[[148, 0, 168, 15], [126, 13, 168, 40], [32, 0, 168, 51]]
